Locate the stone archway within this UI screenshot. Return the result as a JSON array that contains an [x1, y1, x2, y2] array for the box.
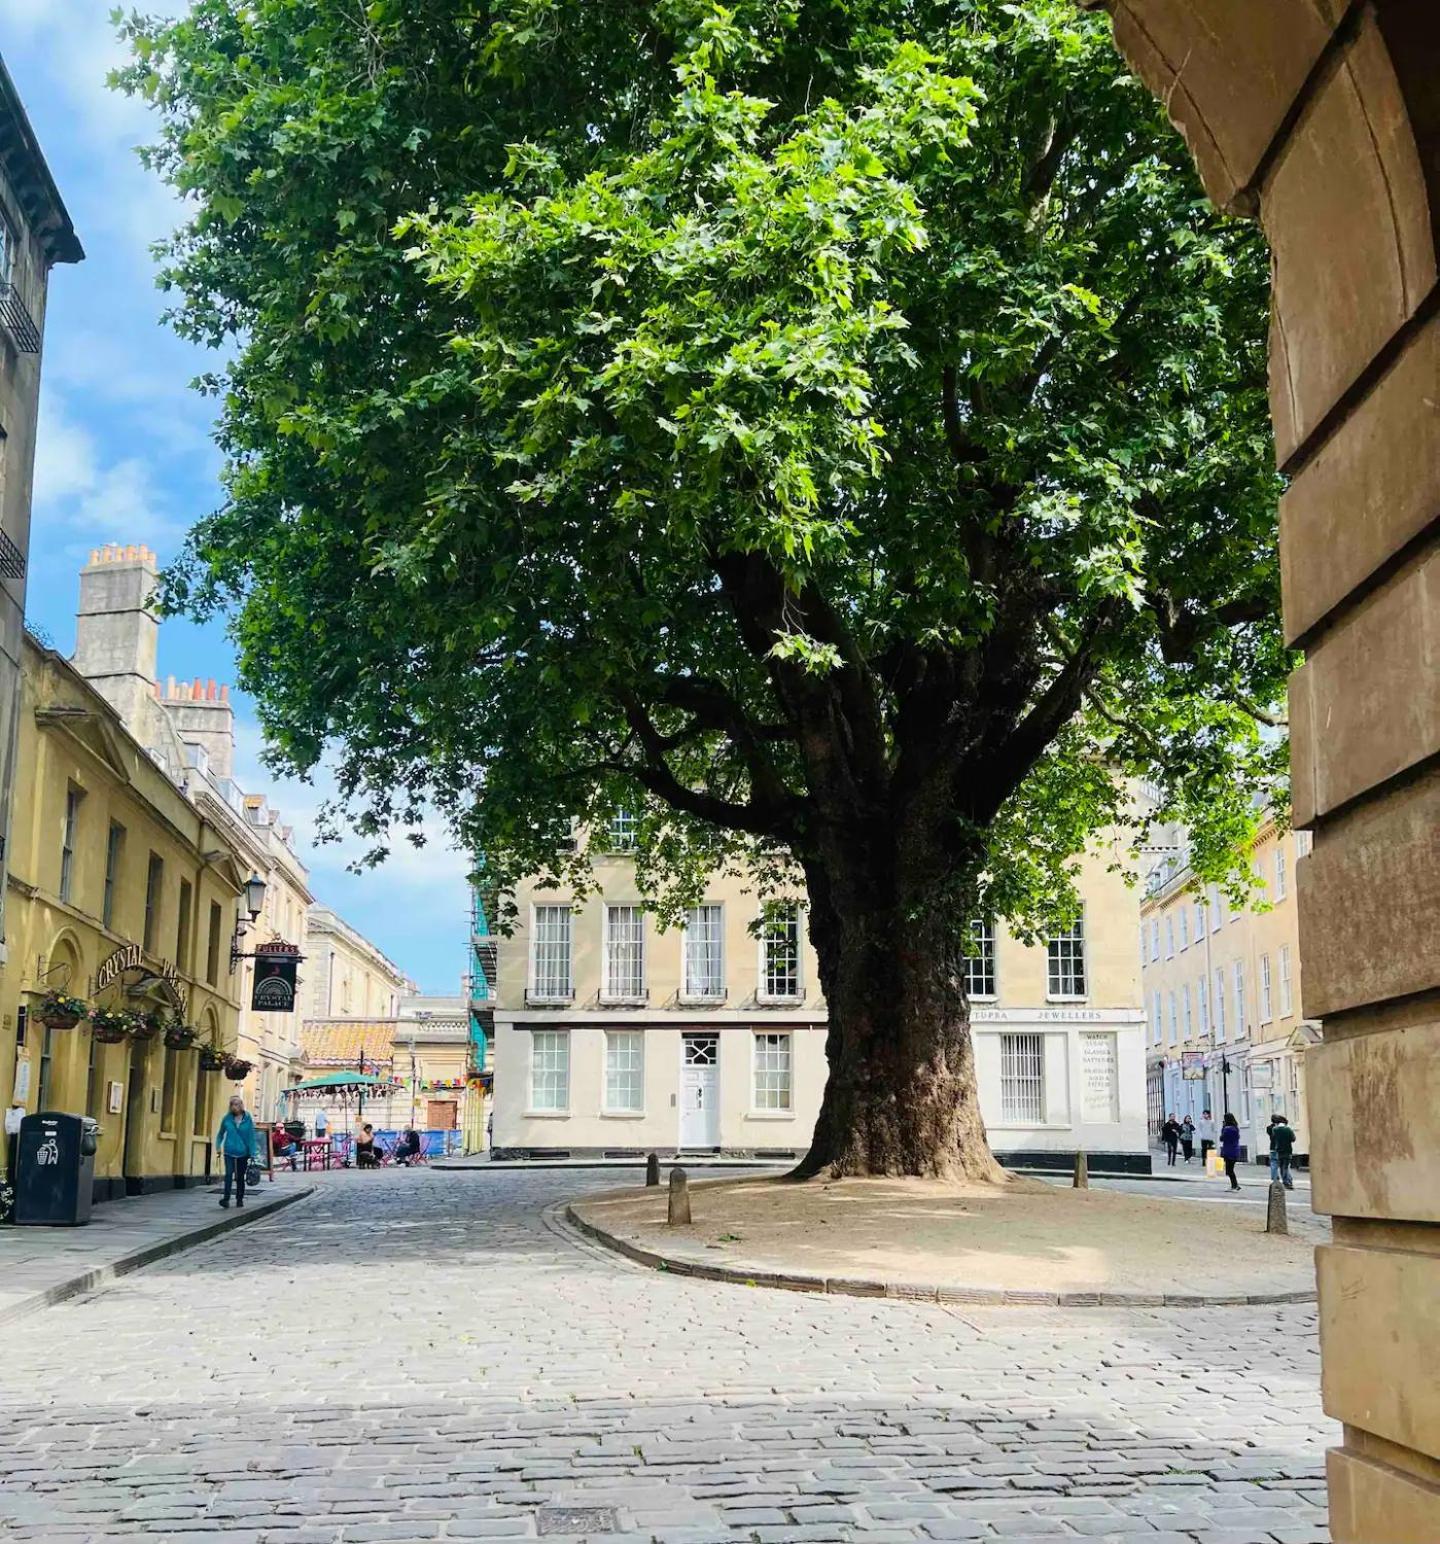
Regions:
[[1086, 3, 1440, 1538]]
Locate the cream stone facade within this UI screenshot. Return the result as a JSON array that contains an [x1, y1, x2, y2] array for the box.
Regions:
[[303, 904, 408, 1021], [1140, 814, 1318, 1163], [0, 65, 82, 965], [0, 633, 246, 1200], [492, 842, 1147, 1166]]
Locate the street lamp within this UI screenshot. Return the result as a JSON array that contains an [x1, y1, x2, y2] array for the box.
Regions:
[[230, 873, 270, 973]]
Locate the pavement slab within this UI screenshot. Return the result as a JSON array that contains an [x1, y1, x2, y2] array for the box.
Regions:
[[0, 1167, 1334, 1542]]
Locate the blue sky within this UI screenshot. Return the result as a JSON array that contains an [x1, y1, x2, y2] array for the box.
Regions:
[[2, 0, 471, 993]]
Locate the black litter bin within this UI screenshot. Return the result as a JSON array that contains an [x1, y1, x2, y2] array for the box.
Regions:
[[15, 1112, 99, 1225]]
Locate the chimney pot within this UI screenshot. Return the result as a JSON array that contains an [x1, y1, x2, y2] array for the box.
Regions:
[[192, 677, 203, 697], [207, 678, 217, 700], [89, 549, 99, 565], [220, 684, 230, 702], [125, 545, 136, 561]]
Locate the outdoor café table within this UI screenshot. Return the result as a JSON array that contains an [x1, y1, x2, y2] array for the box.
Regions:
[[299, 1137, 334, 1171]]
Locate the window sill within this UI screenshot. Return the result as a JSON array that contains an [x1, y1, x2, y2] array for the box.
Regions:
[[746, 1109, 795, 1120], [756, 995, 804, 1008], [600, 1110, 646, 1120], [968, 994, 998, 1004], [598, 995, 648, 1008], [678, 994, 727, 1007], [1045, 995, 1089, 1004], [524, 1110, 572, 1119], [526, 995, 575, 1007]]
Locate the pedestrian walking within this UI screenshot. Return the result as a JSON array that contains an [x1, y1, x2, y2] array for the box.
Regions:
[[1180, 1115, 1196, 1163], [216, 1094, 258, 1209], [1269, 1112, 1297, 1190], [1220, 1111, 1242, 1191], [1197, 1108, 1217, 1165], [314, 1106, 329, 1142], [1161, 1113, 1181, 1166]]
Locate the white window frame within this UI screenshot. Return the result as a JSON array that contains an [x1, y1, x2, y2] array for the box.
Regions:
[[1260, 953, 1273, 1023], [1197, 975, 1209, 1036], [1046, 912, 1087, 1000], [1000, 1032, 1046, 1124], [527, 904, 574, 1003], [681, 904, 726, 1002], [1275, 845, 1287, 900], [1209, 884, 1222, 932], [528, 1029, 570, 1114], [1178, 907, 1189, 951], [751, 1031, 794, 1113], [965, 917, 997, 1000], [1168, 992, 1178, 1045], [1150, 919, 1160, 962], [758, 904, 804, 1003], [1151, 989, 1162, 1044], [1233, 960, 1246, 1034], [1213, 967, 1227, 1041], [1279, 945, 1294, 1017], [602, 904, 647, 1003], [603, 1029, 645, 1115], [608, 809, 638, 852], [1165, 916, 1175, 959], [1181, 983, 1193, 1040]]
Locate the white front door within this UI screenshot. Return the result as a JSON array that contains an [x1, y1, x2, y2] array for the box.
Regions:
[[679, 1034, 720, 1148]]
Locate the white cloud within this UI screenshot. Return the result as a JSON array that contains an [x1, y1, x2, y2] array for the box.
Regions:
[[31, 391, 188, 552], [231, 714, 471, 923]]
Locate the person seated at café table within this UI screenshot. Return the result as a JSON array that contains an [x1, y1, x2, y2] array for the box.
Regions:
[[271, 1122, 299, 1169], [355, 1123, 380, 1168], [394, 1127, 422, 1166]]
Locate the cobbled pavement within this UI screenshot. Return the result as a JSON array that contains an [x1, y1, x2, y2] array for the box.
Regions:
[[0, 1168, 1335, 1544]]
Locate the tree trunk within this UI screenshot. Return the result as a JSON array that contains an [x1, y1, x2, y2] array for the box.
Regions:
[[792, 857, 1007, 1184]]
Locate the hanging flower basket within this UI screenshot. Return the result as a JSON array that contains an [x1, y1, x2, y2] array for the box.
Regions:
[[38, 991, 88, 1030], [222, 1056, 253, 1081], [163, 1024, 197, 1051], [128, 1011, 164, 1042], [90, 1008, 134, 1044], [197, 1046, 227, 1073]]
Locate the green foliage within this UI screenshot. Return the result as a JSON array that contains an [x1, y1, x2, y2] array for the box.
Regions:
[[116, 0, 1289, 939]]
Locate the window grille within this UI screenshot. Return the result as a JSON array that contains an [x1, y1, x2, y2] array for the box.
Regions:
[[1046, 914, 1086, 997], [603, 905, 645, 999], [965, 917, 997, 998], [530, 906, 573, 999], [753, 1032, 792, 1110], [1000, 1032, 1045, 1123], [530, 1030, 570, 1111], [608, 809, 638, 851], [760, 905, 802, 999], [683, 905, 725, 999], [604, 1030, 644, 1112]]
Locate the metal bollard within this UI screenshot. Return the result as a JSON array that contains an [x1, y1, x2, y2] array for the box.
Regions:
[[1266, 1180, 1289, 1235], [668, 1166, 692, 1226], [645, 1152, 661, 1187], [1073, 1151, 1089, 1189]]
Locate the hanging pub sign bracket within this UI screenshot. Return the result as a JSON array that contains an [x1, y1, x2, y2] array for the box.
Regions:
[[247, 938, 304, 1014]]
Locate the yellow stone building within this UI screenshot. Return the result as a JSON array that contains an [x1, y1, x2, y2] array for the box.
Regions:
[[1, 632, 248, 1198], [1139, 812, 1318, 1163]]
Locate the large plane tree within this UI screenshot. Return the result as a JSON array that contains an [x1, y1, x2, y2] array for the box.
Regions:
[[120, 0, 1287, 1179]]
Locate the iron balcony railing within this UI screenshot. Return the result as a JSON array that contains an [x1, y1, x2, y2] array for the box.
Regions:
[[0, 529, 25, 581], [0, 283, 41, 353]]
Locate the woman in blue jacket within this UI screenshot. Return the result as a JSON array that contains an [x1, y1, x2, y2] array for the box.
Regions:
[[1219, 1111, 1243, 1192], [216, 1094, 258, 1209]]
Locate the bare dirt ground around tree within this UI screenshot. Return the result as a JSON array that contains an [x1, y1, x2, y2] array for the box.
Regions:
[[570, 1172, 1321, 1302]]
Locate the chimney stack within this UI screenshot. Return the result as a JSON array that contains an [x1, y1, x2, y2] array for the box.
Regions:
[[71, 543, 160, 733]]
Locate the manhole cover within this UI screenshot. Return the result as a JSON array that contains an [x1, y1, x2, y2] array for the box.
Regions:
[[536, 1506, 620, 1535]]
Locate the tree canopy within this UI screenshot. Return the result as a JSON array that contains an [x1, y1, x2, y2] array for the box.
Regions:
[[118, 0, 1288, 929]]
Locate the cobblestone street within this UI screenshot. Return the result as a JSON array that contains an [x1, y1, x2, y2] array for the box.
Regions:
[[0, 1169, 1334, 1543]]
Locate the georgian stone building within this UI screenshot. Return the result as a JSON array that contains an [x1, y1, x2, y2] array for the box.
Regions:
[[0, 58, 82, 965], [1141, 813, 1320, 1163], [490, 828, 1148, 1166], [0, 631, 247, 1199], [303, 904, 409, 1021]]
